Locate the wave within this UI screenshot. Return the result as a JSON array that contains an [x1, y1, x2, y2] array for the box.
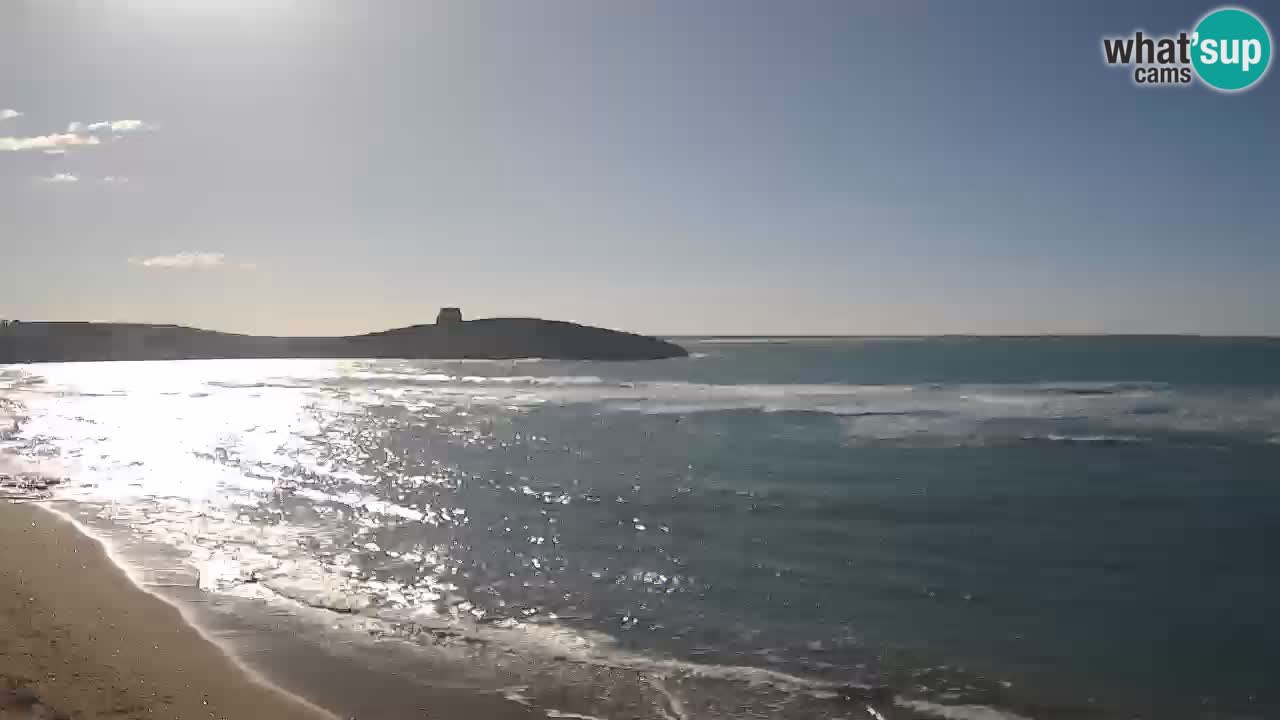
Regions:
[[896, 699, 1033, 720], [463, 375, 606, 386], [13, 361, 1280, 450], [1033, 433, 1146, 444], [344, 372, 608, 387], [210, 566, 1035, 720], [512, 381, 1276, 446], [545, 711, 609, 720], [39, 495, 839, 693], [15, 460, 1077, 720], [14, 357, 1274, 437], [682, 337, 803, 345]]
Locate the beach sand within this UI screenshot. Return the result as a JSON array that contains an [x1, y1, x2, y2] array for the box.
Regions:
[[0, 501, 336, 720]]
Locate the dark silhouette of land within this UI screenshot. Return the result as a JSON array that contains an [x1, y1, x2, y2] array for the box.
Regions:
[[0, 317, 688, 364]]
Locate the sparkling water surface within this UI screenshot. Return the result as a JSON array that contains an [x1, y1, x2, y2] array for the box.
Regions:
[[2, 337, 1279, 720]]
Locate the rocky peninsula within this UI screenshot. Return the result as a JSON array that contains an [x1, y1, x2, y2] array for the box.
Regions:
[[0, 309, 687, 364]]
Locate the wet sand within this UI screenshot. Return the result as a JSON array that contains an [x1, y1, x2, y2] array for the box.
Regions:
[[0, 501, 336, 720]]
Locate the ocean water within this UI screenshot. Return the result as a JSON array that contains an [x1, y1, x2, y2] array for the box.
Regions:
[[2, 337, 1279, 720]]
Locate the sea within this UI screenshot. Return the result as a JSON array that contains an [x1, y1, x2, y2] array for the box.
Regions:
[[2, 336, 1278, 720]]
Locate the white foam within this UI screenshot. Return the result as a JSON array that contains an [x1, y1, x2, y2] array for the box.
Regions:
[[0, 452, 71, 479], [500, 686, 535, 707], [29, 504, 343, 720], [648, 677, 690, 720], [19, 358, 1279, 446], [545, 711, 609, 720], [897, 699, 1034, 720]]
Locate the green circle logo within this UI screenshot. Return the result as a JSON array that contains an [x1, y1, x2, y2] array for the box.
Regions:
[[1192, 7, 1272, 91]]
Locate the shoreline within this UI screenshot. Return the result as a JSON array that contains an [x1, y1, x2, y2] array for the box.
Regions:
[[0, 499, 560, 720], [0, 500, 338, 720], [0, 499, 918, 720]]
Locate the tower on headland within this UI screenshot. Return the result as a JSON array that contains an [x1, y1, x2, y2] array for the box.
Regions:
[[436, 307, 463, 325]]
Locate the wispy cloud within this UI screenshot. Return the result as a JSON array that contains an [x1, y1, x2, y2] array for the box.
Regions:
[[0, 133, 101, 152], [2, 115, 153, 157], [37, 173, 80, 184], [102, 175, 130, 185], [131, 252, 228, 269], [69, 119, 156, 134]]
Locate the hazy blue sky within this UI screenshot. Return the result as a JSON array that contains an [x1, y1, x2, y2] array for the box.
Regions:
[[2, 1, 1277, 335]]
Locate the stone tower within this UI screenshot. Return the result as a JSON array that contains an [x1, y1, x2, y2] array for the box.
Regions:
[[436, 307, 463, 325]]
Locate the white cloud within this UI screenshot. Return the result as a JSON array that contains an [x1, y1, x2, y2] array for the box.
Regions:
[[80, 119, 155, 133], [132, 252, 227, 269], [112, 119, 151, 132], [43, 148, 67, 155], [38, 173, 80, 184], [0, 133, 101, 152], [102, 175, 129, 185], [2, 117, 152, 153]]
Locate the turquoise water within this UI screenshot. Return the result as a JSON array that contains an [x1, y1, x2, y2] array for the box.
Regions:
[[3, 337, 1279, 719]]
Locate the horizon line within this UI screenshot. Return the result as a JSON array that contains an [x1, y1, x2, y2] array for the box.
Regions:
[[6, 319, 1280, 342]]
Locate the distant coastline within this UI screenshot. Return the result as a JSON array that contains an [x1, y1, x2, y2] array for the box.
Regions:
[[0, 315, 688, 364]]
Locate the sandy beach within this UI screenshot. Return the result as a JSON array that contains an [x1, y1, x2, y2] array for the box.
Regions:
[[0, 501, 336, 720]]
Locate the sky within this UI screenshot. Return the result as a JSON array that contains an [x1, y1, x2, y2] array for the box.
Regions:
[[2, 0, 1278, 336]]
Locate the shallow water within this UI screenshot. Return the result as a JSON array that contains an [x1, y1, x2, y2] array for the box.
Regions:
[[3, 337, 1279, 719]]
